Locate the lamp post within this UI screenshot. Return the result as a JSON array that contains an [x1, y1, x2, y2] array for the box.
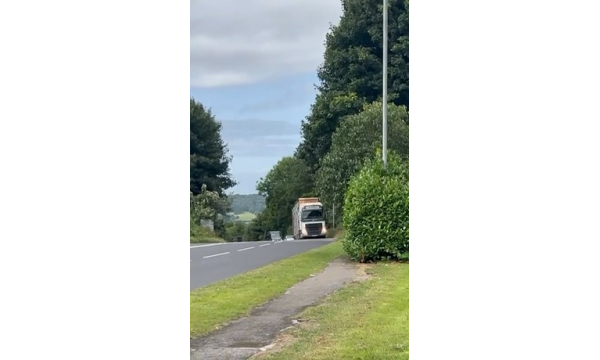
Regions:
[[332, 193, 337, 230], [382, 0, 388, 169]]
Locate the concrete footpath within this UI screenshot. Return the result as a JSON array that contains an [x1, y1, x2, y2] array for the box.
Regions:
[[190, 258, 362, 360]]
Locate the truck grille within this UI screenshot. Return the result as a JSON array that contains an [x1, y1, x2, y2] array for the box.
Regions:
[[305, 223, 322, 236]]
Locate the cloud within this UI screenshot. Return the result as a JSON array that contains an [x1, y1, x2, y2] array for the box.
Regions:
[[228, 157, 286, 193], [221, 119, 300, 158], [190, 0, 343, 88], [221, 119, 299, 138], [238, 83, 316, 113]]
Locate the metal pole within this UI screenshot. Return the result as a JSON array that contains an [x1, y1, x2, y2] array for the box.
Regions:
[[382, 0, 388, 169], [333, 201, 336, 229]]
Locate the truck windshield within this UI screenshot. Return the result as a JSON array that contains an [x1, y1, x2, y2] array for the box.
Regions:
[[301, 209, 323, 222]]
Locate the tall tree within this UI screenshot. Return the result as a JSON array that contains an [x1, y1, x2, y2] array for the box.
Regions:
[[190, 98, 236, 195], [295, 92, 365, 173], [315, 101, 408, 221], [256, 157, 313, 235], [297, 0, 409, 171]]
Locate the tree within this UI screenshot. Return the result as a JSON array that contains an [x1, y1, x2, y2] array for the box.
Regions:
[[295, 92, 366, 173], [319, 0, 409, 106], [190, 98, 236, 195], [315, 101, 408, 221], [256, 157, 313, 235], [246, 211, 270, 241], [297, 0, 409, 171]]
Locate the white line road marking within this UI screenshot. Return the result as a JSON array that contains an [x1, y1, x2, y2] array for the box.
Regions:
[[259, 244, 270, 247], [203, 252, 230, 259], [190, 243, 226, 249], [190, 241, 274, 249], [238, 247, 254, 252]]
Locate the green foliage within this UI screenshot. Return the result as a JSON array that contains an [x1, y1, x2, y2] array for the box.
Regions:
[[190, 219, 224, 243], [190, 185, 230, 241], [257, 157, 313, 235], [190, 98, 235, 240], [316, 102, 408, 221], [213, 217, 227, 239], [190, 185, 228, 223], [320, 0, 409, 107], [342, 151, 409, 262], [297, 0, 409, 171], [246, 212, 269, 241], [190, 98, 236, 195], [227, 194, 266, 214], [296, 92, 366, 172], [224, 221, 249, 241]]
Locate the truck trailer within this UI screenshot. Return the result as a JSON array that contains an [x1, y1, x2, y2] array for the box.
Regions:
[[292, 197, 327, 239]]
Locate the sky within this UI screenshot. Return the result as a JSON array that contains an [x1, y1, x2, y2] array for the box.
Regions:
[[190, 0, 343, 194]]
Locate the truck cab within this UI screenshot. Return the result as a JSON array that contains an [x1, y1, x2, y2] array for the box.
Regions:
[[292, 198, 327, 239]]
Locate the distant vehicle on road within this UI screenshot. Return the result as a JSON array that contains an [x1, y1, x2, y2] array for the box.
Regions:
[[269, 231, 282, 242], [292, 197, 327, 239], [285, 235, 294, 241]]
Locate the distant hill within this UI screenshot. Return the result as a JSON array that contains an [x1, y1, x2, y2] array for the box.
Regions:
[[228, 194, 266, 214]]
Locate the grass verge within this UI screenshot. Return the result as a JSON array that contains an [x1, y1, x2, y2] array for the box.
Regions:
[[190, 222, 225, 243], [258, 261, 409, 360], [190, 240, 345, 338]]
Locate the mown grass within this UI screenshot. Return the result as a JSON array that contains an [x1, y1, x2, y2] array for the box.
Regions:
[[259, 261, 409, 360], [190, 240, 345, 338]]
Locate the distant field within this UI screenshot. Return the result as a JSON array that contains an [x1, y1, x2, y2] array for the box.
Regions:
[[235, 212, 257, 221]]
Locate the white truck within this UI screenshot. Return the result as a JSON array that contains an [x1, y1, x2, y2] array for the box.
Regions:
[[292, 197, 327, 239]]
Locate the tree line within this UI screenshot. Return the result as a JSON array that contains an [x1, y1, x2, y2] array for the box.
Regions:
[[252, 0, 409, 249], [228, 194, 266, 214], [191, 0, 410, 256]]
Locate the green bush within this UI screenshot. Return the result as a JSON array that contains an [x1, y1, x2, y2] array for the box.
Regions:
[[190, 219, 224, 243], [342, 151, 409, 262], [224, 221, 249, 241]]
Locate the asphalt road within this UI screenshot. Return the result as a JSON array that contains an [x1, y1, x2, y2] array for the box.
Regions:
[[190, 239, 334, 290]]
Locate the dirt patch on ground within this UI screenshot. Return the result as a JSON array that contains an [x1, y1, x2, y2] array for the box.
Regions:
[[249, 318, 320, 359], [355, 263, 372, 282], [190, 258, 359, 360], [249, 332, 297, 359]]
